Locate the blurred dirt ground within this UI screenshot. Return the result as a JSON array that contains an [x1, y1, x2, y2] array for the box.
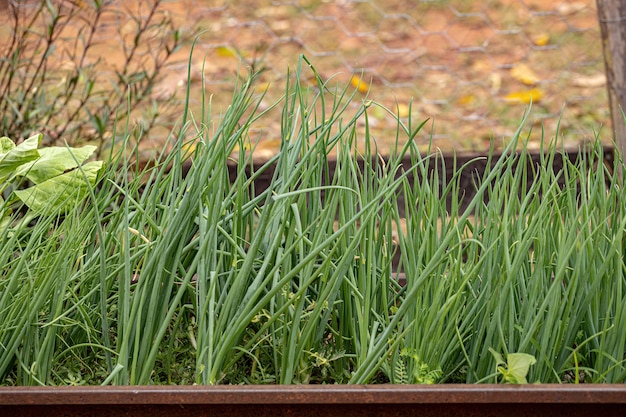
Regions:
[[1, 0, 611, 159]]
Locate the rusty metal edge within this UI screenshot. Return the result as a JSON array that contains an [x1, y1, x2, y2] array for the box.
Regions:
[[1, 384, 625, 405], [224, 144, 616, 216]]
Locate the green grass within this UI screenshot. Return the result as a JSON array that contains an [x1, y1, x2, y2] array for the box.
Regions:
[[1, 55, 625, 385]]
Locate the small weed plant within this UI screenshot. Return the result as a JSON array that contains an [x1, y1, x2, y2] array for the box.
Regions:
[[1, 56, 625, 385], [0, 0, 182, 153]]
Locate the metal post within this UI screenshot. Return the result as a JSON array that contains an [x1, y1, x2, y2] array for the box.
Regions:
[[597, 0, 626, 162]]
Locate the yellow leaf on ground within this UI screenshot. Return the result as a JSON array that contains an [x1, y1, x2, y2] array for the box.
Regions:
[[255, 81, 272, 92], [532, 33, 550, 47], [181, 140, 199, 158], [258, 138, 282, 149], [504, 88, 544, 104], [458, 94, 476, 106], [350, 75, 370, 94], [215, 46, 238, 58], [511, 64, 539, 86], [396, 103, 410, 118], [301, 76, 315, 87]]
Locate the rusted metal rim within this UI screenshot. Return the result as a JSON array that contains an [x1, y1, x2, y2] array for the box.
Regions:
[[222, 144, 616, 216], [2, 385, 625, 417]]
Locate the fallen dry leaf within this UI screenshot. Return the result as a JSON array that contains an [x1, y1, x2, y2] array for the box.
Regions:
[[532, 33, 550, 47], [215, 46, 239, 58], [350, 74, 370, 94], [504, 88, 544, 104], [511, 64, 539, 86], [571, 74, 606, 88], [396, 103, 410, 118], [458, 94, 476, 106]]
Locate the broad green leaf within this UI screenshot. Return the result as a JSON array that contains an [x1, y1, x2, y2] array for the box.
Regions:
[[488, 347, 505, 367], [0, 136, 15, 153], [488, 348, 536, 384], [0, 134, 40, 182], [504, 353, 536, 384], [14, 161, 103, 213], [15, 145, 97, 184]]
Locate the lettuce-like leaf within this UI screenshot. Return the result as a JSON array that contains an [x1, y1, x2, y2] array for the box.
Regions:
[[14, 161, 103, 213], [15, 144, 97, 184], [489, 347, 536, 384], [504, 353, 537, 384], [0, 134, 41, 182]]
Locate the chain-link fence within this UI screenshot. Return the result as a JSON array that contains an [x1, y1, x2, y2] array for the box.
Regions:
[[161, 0, 606, 155], [1, 0, 610, 156]]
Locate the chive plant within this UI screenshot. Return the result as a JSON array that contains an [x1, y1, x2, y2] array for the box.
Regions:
[[1, 56, 625, 385]]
